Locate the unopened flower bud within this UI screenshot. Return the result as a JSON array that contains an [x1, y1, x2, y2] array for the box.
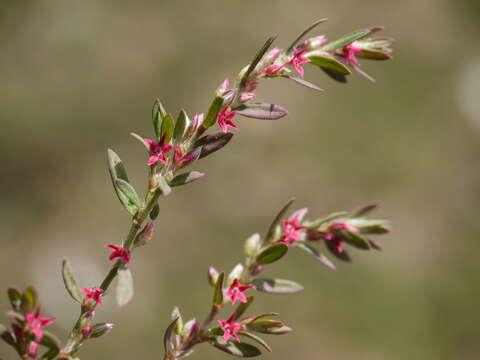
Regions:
[[81, 324, 93, 337], [134, 222, 154, 248], [216, 78, 230, 96], [250, 265, 264, 276], [244, 233, 261, 257], [307, 35, 327, 49], [240, 92, 255, 103], [208, 266, 219, 286]]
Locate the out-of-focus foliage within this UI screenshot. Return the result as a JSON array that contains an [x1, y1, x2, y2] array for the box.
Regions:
[[0, 1, 479, 359]]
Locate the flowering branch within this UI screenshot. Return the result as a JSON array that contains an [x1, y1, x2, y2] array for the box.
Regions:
[[0, 18, 393, 360]]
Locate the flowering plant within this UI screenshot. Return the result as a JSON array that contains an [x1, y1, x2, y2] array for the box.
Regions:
[[0, 19, 393, 360]]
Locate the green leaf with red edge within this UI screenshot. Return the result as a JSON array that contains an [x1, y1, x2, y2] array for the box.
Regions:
[[62, 258, 83, 304], [255, 243, 288, 265], [202, 96, 224, 129], [251, 278, 303, 294], [211, 337, 262, 358], [235, 103, 288, 120]]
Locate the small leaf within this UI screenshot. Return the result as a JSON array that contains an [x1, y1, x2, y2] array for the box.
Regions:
[[130, 132, 150, 151], [351, 203, 379, 217], [295, 242, 336, 270], [62, 258, 83, 303], [21, 286, 37, 314], [213, 272, 225, 306], [194, 131, 234, 159], [202, 96, 224, 129], [321, 67, 348, 83], [240, 332, 272, 353], [90, 323, 114, 338], [170, 171, 205, 187], [0, 324, 15, 347], [152, 99, 167, 139], [305, 211, 349, 228], [160, 114, 175, 144], [116, 267, 134, 307], [281, 75, 324, 92], [171, 307, 183, 335], [155, 174, 172, 196], [308, 55, 351, 75], [115, 179, 142, 211], [236, 103, 288, 120], [322, 28, 374, 52], [212, 337, 262, 358], [266, 199, 295, 243], [163, 317, 179, 353], [286, 18, 328, 53], [241, 36, 276, 86], [40, 331, 61, 350], [174, 109, 190, 143], [107, 149, 138, 215], [261, 325, 292, 335], [341, 231, 370, 250], [7, 287, 22, 311], [256, 243, 288, 265], [150, 203, 160, 220], [251, 278, 303, 294]]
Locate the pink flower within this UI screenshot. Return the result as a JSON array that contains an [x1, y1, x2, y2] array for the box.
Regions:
[[25, 308, 55, 341], [218, 312, 244, 343], [81, 287, 104, 306], [339, 43, 363, 66], [144, 137, 173, 166], [286, 48, 309, 78], [223, 279, 253, 305], [105, 244, 131, 264], [81, 324, 93, 337], [173, 145, 195, 169], [278, 216, 306, 246], [28, 341, 38, 359], [217, 107, 238, 133], [265, 63, 284, 76]]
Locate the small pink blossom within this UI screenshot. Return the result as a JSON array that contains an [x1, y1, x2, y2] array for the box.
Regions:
[[286, 48, 309, 78], [173, 145, 195, 169], [144, 137, 173, 166], [340, 43, 363, 66], [25, 308, 55, 341], [81, 287, 104, 306], [265, 63, 284, 76], [81, 324, 93, 337], [278, 216, 306, 246], [105, 244, 131, 264], [218, 312, 244, 343], [223, 279, 253, 305], [217, 107, 238, 133], [28, 341, 38, 359]]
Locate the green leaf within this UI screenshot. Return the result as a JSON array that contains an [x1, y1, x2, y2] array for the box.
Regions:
[[0, 323, 15, 347], [40, 331, 61, 350], [234, 296, 254, 320], [255, 243, 288, 265], [260, 325, 292, 335], [213, 272, 225, 306], [341, 230, 370, 250], [295, 242, 336, 270], [152, 99, 167, 139], [160, 113, 175, 144], [235, 103, 288, 120], [241, 36, 276, 86], [173, 109, 190, 143], [308, 55, 351, 75], [7, 287, 22, 311], [90, 323, 114, 338], [351, 203, 379, 217], [240, 332, 272, 352], [171, 307, 183, 335], [115, 179, 142, 211], [21, 286, 37, 313], [194, 131, 234, 159], [130, 132, 150, 151], [281, 75, 324, 92], [251, 278, 303, 294], [322, 28, 373, 52], [61, 258, 83, 303], [286, 18, 328, 53], [163, 317, 179, 353], [305, 211, 348, 228], [107, 149, 138, 215], [212, 337, 262, 358], [116, 267, 134, 307], [150, 203, 160, 220], [155, 174, 172, 196], [170, 171, 205, 187], [266, 199, 295, 243], [202, 96, 224, 129], [321, 67, 348, 83]]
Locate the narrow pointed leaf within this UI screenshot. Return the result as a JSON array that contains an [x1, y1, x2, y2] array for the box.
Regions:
[[115, 179, 142, 210], [266, 198, 295, 243], [163, 317, 179, 353], [213, 272, 225, 306], [130, 133, 150, 151], [241, 36, 276, 86], [236, 103, 288, 120], [160, 114, 175, 144], [308, 55, 351, 75], [116, 267, 134, 307], [7, 287, 22, 311], [234, 296, 254, 320], [351, 203, 379, 217], [256, 243, 288, 265], [295, 242, 336, 270], [150, 203, 160, 220], [21, 286, 37, 314], [305, 211, 348, 228], [155, 174, 172, 196], [91, 323, 114, 338], [251, 278, 303, 294], [212, 338, 262, 358], [107, 149, 138, 215], [341, 231, 370, 250], [203, 96, 224, 129], [152, 99, 167, 139], [281, 75, 324, 92], [174, 109, 190, 142], [322, 28, 373, 52], [0, 324, 15, 347], [261, 325, 292, 335], [321, 67, 348, 83], [287, 18, 328, 53], [240, 332, 272, 352], [170, 171, 205, 187], [194, 131, 233, 159], [62, 258, 83, 303]]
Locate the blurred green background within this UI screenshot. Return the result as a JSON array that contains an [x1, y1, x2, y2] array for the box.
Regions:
[[1, 1, 479, 359]]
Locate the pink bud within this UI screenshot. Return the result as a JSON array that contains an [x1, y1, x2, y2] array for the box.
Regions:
[[216, 78, 230, 96], [240, 92, 255, 102], [307, 35, 327, 49], [81, 324, 93, 337]]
